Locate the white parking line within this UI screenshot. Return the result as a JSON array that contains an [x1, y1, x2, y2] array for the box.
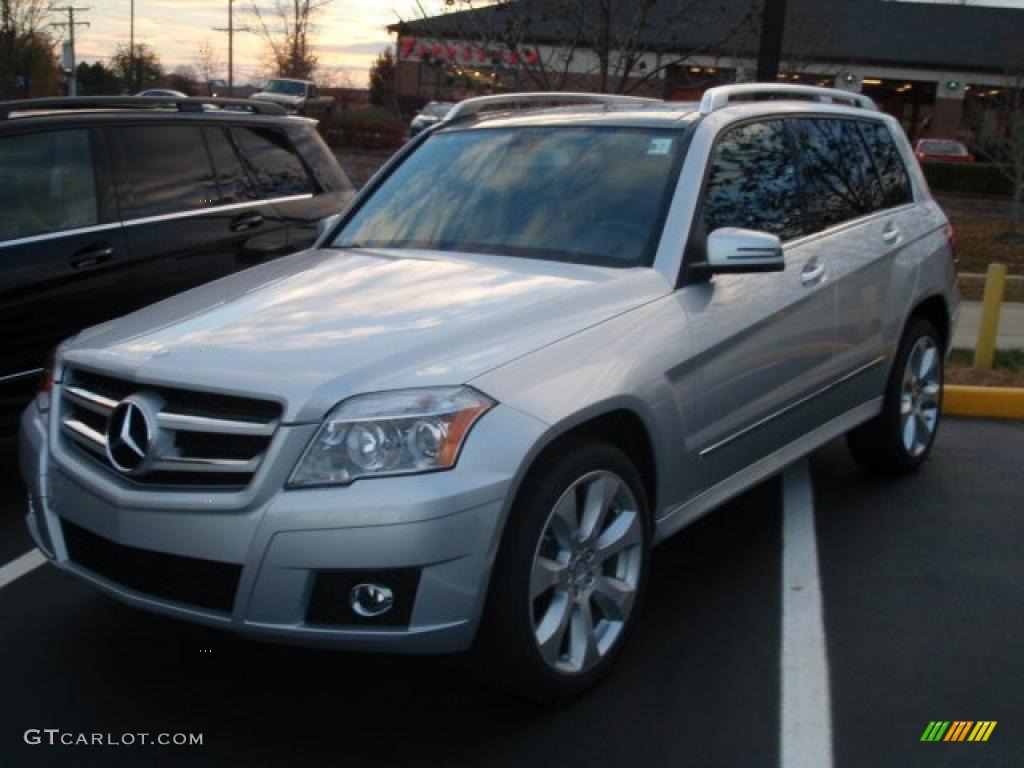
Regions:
[[0, 549, 47, 590], [780, 460, 834, 768]]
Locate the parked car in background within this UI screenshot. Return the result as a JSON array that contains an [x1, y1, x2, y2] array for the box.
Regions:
[[914, 138, 973, 163], [0, 95, 355, 430], [135, 89, 188, 98], [20, 86, 958, 700], [250, 78, 335, 116], [409, 101, 455, 136]]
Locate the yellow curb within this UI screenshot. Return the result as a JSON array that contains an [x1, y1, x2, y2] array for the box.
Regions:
[[943, 385, 1024, 420]]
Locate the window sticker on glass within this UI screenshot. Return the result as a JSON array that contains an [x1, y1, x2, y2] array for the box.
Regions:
[[647, 138, 674, 156]]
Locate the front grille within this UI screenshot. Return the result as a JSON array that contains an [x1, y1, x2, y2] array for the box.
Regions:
[[59, 367, 282, 491], [62, 518, 242, 614]]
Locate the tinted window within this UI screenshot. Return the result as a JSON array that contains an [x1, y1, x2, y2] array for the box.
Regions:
[[203, 127, 259, 204], [336, 127, 684, 266], [231, 127, 313, 198], [703, 120, 803, 241], [795, 118, 882, 231], [0, 129, 98, 241], [860, 122, 912, 208], [290, 127, 355, 196], [112, 125, 219, 217]]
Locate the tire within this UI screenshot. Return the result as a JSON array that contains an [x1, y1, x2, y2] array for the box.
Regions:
[[474, 437, 652, 701], [847, 317, 944, 475]]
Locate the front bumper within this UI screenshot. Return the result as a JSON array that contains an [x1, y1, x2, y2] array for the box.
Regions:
[[20, 401, 546, 653]]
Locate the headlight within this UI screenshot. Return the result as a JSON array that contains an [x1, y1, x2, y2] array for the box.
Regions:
[[288, 387, 495, 487]]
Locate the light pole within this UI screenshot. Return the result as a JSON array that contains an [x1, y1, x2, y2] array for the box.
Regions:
[[756, 0, 787, 83], [129, 0, 135, 92]]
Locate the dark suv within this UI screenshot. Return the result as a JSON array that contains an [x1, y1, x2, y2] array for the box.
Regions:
[[0, 97, 354, 429]]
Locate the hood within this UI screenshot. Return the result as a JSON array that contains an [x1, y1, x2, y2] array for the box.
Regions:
[[62, 249, 671, 422], [250, 91, 303, 106]]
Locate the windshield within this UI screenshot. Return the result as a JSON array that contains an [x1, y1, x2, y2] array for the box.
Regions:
[[265, 80, 306, 96], [334, 126, 685, 267], [421, 102, 452, 117]]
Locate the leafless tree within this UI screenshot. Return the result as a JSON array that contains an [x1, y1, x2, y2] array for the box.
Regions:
[[397, 0, 757, 96], [0, 0, 58, 98], [990, 76, 1024, 234], [249, 0, 333, 81], [194, 38, 223, 89]]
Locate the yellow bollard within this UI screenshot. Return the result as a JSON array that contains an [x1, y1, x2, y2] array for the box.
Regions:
[[974, 263, 1007, 370]]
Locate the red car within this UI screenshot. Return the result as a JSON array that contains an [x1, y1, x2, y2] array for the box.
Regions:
[[914, 138, 974, 163]]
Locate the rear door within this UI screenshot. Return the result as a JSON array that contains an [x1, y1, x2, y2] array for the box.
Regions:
[[232, 123, 355, 250], [792, 117, 916, 409], [0, 126, 136, 427], [108, 121, 290, 304]]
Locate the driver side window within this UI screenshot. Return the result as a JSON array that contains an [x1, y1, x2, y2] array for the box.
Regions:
[[702, 120, 804, 242]]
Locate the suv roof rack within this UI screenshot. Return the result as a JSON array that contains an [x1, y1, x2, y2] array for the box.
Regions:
[[698, 84, 877, 115], [444, 92, 662, 123], [0, 96, 287, 120]]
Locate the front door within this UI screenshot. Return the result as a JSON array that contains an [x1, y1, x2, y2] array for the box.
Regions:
[[106, 122, 290, 306], [678, 119, 838, 490]]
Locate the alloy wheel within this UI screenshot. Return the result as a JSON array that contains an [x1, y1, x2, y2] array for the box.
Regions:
[[900, 335, 941, 457], [529, 470, 644, 675]]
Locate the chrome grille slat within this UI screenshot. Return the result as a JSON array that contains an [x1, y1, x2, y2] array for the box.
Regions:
[[157, 411, 277, 436], [59, 369, 282, 491], [151, 455, 261, 473], [62, 418, 108, 453], [64, 385, 117, 415]]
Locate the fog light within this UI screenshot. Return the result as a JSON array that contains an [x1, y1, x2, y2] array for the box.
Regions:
[[349, 583, 395, 617]]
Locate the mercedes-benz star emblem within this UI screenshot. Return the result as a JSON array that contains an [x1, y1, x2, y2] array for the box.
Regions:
[[105, 400, 153, 474]]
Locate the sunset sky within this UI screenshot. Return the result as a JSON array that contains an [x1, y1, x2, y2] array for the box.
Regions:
[[71, 0, 425, 87], [66, 0, 1024, 88]]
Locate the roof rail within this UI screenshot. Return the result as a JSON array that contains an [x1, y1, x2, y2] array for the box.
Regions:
[[0, 96, 288, 120], [444, 92, 661, 123], [698, 84, 877, 115]]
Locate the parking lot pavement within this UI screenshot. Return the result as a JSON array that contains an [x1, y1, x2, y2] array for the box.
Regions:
[[0, 419, 1020, 767]]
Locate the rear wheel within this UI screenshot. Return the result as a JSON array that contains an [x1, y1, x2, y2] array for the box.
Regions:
[[847, 318, 943, 474], [475, 438, 651, 701]]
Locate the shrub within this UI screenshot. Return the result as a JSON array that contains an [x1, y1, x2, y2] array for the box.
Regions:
[[922, 161, 1014, 198]]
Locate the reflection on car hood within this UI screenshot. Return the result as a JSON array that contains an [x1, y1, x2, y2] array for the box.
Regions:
[[63, 248, 671, 422]]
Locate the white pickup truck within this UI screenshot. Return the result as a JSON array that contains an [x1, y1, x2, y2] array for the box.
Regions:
[[250, 78, 335, 115]]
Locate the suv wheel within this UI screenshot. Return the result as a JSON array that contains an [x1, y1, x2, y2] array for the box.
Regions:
[[847, 318, 943, 474], [476, 438, 651, 701]]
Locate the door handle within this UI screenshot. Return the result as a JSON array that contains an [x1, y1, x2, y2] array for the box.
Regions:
[[882, 224, 902, 245], [230, 213, 264, 232], [801, 262, 826, 286], [69, 243, 114, 269]]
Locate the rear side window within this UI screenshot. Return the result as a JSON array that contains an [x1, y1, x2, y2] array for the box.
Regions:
[[231, 127, 313, 198], [289, 127, 355, 196], [859, 122, 913, 208], [702, 120, 803, 241], [794, 118, 882, 231], [111, 125, 219, 217], [202, 127, 259, 204], [0, 129, 98, 241]]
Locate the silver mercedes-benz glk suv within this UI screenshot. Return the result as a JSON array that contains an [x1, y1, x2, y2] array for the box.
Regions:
[[20, 85, 959, 699]]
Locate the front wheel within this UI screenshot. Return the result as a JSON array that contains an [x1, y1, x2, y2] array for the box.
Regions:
[[475, 438, 651, 701], [847, 318, 943, 474]]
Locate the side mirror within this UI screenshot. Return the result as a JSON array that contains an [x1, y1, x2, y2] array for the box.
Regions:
[[313, 213, 342, 248], [705, 227, 785, 274]]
